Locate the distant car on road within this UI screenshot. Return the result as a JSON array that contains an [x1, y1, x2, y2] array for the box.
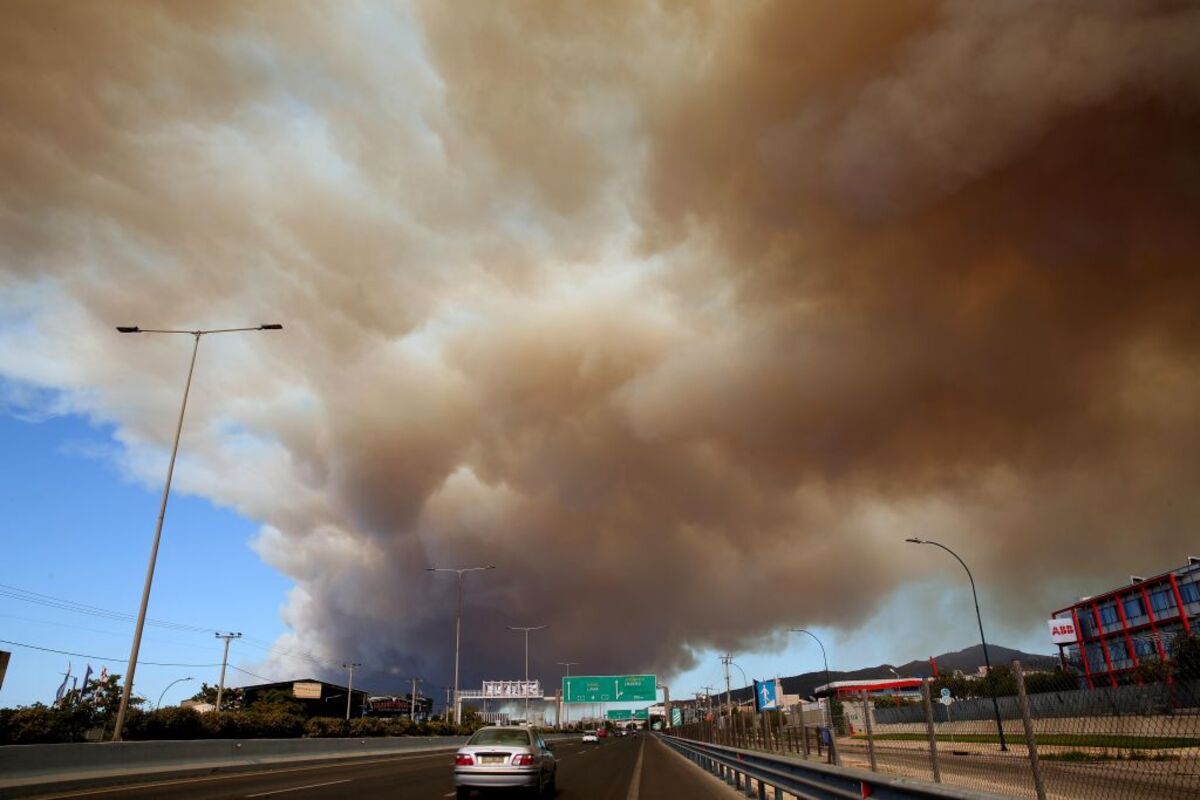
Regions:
[[581, 730, 598, 743], [596, 728, 608, 738], [453, 726, 556, 798]]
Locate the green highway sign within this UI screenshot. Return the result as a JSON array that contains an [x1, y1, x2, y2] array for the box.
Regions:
[[607, 708, 649, 720], [563, 674, 656, 703]]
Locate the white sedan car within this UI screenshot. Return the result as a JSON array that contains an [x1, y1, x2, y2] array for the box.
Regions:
[[581, 730, 599, 743], [454, 726, 557, 798]]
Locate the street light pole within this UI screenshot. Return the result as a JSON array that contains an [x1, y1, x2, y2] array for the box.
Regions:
[[111, 323, 282, 741], [556, 662, 578, 729], [427, 565, 494, 725], [906, 537, 1008, 751], [509, 625, 547, 723], [155, 676, 193, 710], [790, 628, 838, 765], [342, 662, 361, 720]]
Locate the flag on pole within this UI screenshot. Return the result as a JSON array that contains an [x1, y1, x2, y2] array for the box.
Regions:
[[80, 664, 94, 698], [54, 662, 72, 706], [98, 666, 109, 684]]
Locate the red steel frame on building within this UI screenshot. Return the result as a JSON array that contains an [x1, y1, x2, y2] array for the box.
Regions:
[[1054, 565, 1197, 687]]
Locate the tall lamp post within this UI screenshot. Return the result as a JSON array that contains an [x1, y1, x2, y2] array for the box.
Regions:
[[509, 625, 547, 723], [556, 661, 578, 729], [790, 628, 839, 765], [427, 565, 495, 724], [906, 537, 1008, 751], [155, 676, 193, 710], [111, 323, 283, 741]]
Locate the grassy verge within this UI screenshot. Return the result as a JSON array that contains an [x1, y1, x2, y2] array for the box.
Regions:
[[854, 733, 1200, 749]]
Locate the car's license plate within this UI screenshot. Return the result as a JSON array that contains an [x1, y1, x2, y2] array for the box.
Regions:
[[480, 756, 505, 765]]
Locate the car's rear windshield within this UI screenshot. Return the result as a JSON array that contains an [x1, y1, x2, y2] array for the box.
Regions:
[[469, 729, 532, 746]]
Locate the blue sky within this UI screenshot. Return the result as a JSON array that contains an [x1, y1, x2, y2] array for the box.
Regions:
[[0, 403, 292, 708]]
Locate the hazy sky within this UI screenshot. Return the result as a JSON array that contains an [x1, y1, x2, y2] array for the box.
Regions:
[[3, 0, 1200, 709]]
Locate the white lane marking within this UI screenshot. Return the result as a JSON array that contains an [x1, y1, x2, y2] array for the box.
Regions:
[[33, 750, 454, 798], [245, 778, 351, 797], [625, 737, 645, 800]]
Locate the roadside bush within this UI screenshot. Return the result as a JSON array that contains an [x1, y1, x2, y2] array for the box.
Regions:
[[131, 707, 205, 740], [304, 716, 348, 738], [385, 717, 416, 736], [349, 717, 391, 737]]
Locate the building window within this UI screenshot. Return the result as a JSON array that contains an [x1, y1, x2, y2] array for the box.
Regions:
[[1099, 605, 1119, 626], [1179, 581, 1200, 605], [1079, 614, 1097, 636], [1108, 640, 1127, 662], [1149, 589, 1176, 614], [1133, 637, 1160, 658], [1123, 596, 1145, 618]]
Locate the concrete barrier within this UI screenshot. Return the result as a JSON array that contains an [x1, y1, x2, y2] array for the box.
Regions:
[[0, 732, 578, 797], [0, 735, 468, 798]]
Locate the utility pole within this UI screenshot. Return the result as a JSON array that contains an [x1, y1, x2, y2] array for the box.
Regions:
[[444, 686, 453, 718], [721, 654, 733, 721], [342, 663, 361, 720], [408, 677, 422, 721], [214, 632, 242, 712]]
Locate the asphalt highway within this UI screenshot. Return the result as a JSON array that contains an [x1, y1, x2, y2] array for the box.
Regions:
[[21, 735, 734, 800]]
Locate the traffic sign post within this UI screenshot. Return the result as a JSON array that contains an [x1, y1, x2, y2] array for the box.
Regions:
[[563, 674, 656, 703], [754, 679, 780, 712]]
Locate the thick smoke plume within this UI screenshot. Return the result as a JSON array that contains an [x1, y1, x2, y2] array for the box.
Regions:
[[2, 0, 1200, 690]]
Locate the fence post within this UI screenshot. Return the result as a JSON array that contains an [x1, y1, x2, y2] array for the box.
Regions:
[[825, 697, 840, 766], [920, 679, 942, 783], [861, 690, 877, 771], [1013, 660, 1047, 800]]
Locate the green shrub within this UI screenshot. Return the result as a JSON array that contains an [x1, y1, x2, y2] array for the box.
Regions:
[[130, 707, 206, 740], [304, 716, 348, 738], [349, 717, 391, 737]]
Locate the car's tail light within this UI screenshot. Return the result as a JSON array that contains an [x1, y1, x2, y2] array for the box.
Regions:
[[512, 754, 536, 766], [455, 754, 475, 766]]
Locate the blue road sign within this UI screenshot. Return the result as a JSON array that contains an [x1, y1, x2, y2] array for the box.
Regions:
[[754, 679, 779, 711]]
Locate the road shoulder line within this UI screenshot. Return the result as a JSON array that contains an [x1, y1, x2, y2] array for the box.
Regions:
[[626, 737, 645, 800]]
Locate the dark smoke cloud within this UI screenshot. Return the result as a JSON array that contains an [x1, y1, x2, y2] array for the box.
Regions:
[[2, 0, 1199, 691]]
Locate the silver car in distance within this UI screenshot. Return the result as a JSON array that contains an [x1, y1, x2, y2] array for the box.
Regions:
[[454, 726, 557, 798]]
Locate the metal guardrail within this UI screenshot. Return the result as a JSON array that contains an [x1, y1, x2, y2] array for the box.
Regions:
[[660, 734, 1016, 800]]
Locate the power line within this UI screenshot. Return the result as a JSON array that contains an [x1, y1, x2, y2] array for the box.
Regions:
[[227, 664, 278, 683], [0, 637, 220, 668], [0, 581, 331, 669], [0, 583, 214, 634]]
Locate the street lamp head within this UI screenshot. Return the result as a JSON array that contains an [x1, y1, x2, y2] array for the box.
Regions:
[[259, 323, 283, 330], [905, 537, 924, 544], [116, 326, 141, 333]]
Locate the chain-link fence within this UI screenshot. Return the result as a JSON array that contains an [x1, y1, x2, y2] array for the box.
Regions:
[[674, 662, 1200, 799]]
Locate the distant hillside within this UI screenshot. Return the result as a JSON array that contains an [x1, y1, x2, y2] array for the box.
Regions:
[[718, 644, 1060, 703]]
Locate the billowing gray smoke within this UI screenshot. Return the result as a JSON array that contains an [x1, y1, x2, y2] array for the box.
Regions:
[[2, 0, 1200, 691]]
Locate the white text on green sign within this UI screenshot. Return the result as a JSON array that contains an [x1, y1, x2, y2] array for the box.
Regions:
[[562, 675, 656, 703]]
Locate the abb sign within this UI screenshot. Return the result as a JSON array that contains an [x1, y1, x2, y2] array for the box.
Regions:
[[1048, 619, 1077, 644]]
